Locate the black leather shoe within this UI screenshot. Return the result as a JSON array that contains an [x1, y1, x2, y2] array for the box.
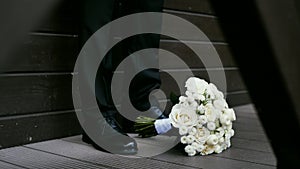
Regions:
[[81, 111, 138, 155], [82, 132, 138, 155]]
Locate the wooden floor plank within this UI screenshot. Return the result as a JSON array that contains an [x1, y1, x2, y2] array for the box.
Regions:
[[235, 116, 263, 128], [213, 147, 276, 166], [151, 148, 276, 169], [233, 122, 265, 134], [0, 104, 276, 168], [234, 130, 269, 142], [0, 146, 107, 169], [25, 140, 198, 169], [231, 138, 273, 153], [0, 160, 25, 169]]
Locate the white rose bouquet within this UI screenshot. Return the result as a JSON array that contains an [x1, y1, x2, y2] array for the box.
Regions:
[[134, 77, 236, 156]]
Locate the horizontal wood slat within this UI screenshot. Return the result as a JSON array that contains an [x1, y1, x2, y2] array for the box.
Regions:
[[214, 147, 276, 166], [32, 0, 79, 34], [0, 74, 73, 117], [0, 110, 81, 149], [164, 0, 215, 14], [1, 35, 234, 73], [160, 40, 236, 69], [163, 11, 224, 41], [232, 138, 273, 153], [32, 5, 224, 42], [152, 148, 275, 169], [226, 91, 252, 106], [0, 70, 246, 117], [0, 161, 23, 169], [32, 0, 216, 34], [0, 34, 78, 73]]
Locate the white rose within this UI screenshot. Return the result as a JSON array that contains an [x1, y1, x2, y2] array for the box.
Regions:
[[223, 124, 232, 130], [213, 99, 227, 110], [191, 142, 205, 152], [194, 127, 210, 143], [225, 139, 231, 148], [169, 104, 198, 128], [220, 143, 228, 150], [215, 127, 225, 138], [185, 77, 208, 94], [214, 144, 223, 154], [179, 96, 187, 103], [214, 109, 222, 119], [185, 145, 196, 156], [193, 93, 205, 101], [225, 133, 232, 140], [186, 95, 195, 103], [207, 122, 216, 131], [206, 134, 218, 145], [189, 101, 198, 109], [181, 136, 188, 144], [219, 137, 225, 143], [204, 105, 217, 122], [209, 83, 224, 99], [179, 126, 189, 135], [185, 90, 193, 98], [187, 135, 196, 144], [196, 121, 203, 128], [188, 151, 197, 156], [199, 115, 208, 125], [205, 103, 213, 108], [220, 114, 231, 126], [197, 105, 205, 114], [184, 145, 194, 153], [226, 129, 235, 138], [201, 145, 214, 155], [189, 127, 197, 135], [181, 101, 189, 107], [206, 88, 215, 100], [224, 108, 236, 121], [230, 129, 235, 137]]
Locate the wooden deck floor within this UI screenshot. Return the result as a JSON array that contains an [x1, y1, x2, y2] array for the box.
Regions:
[[0, 104, 277, 169]]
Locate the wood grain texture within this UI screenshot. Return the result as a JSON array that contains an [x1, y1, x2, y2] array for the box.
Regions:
[[164, 0, 215, 14], [0, 110, 81, 149], [226, 91, 252, 107], [152, 148, 275, 169], [232, 138, 273, 153], [32, 0, 216, 34], [1, 35, 234, 73], [0, 33, 78, 73], [0, 70, 247, 117], [0, 104, 276, 168], [0, 161, 24, 169], [32, 0, 79, 34], [0, 146, 106, 169], [32, 4, 224, 42], [163, 10, 225, 42], [24, 140, 197, 169], [0, 74, 73, 117], [159, 40, 236, 69], [214, 147, 276, 166]]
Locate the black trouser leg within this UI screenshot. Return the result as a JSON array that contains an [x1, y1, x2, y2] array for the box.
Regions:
[[79, 0, 138, 155], [80, 0, 164, 131]]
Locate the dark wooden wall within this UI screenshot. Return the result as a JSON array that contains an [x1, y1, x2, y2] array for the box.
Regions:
[[0, 0, 250, 149]]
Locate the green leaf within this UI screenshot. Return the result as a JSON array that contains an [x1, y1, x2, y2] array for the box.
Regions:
[[133, 116, 157, 138]]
